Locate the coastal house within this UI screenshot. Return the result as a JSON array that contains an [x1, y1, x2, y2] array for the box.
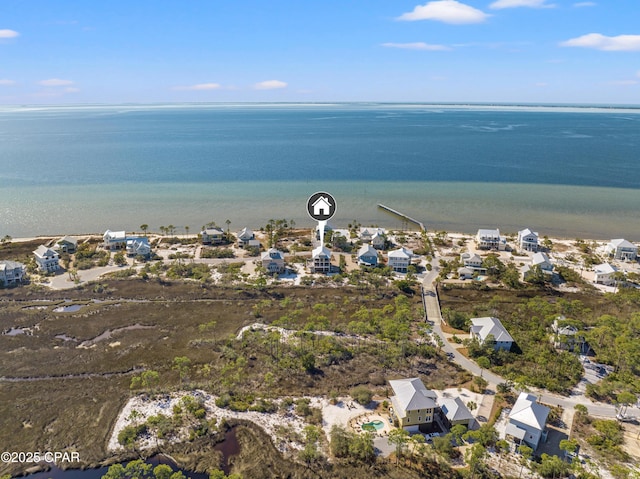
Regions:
[[33, 245, 60, 273], [357, 244, 378, 267], [103, 230, 127, 251], [56, 236, 78, 254], [309, 246, 332, 273], [457, 267, 475, 280], [0, 260, 26, 286], [261, 248, 285, 274], [505, 392, 550, 450], [236, 227, 256, 248], [470, 317, 514, 351], [605, 239, 637, 262], [593, 263, 619, 286], [359, 228, 373, 243], [201, 227, 225, 245], [439, 397, 474, 429], [126, 237, 152, 258], [517, 228, 539, 252], [389, 378, 437, 432], [476, 229, 505, 251], [371, 231, 386, 250], [460, 252, 485, 271], [387, 247, 413, 273], [532, 252, 553, 272]]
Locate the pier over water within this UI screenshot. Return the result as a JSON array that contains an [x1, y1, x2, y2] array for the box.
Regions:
[[377, 204, 425, 231]]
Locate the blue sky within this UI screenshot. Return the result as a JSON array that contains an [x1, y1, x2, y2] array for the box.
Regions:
[[1, 0, 639, 105]]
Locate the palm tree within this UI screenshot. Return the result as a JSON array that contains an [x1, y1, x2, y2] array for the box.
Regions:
[[167, 224, 175, 236], [140, 224, 148, 236], [225, 219, 231, 233], [159, 225, 166, 236], [185, 226, 190, 237]]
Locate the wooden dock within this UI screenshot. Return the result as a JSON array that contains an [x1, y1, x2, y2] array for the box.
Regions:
[[377, 204, 425, 231]]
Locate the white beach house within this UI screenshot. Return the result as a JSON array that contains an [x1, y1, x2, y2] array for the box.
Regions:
[[506, 392, 550, 450], [103, 230, 127, 250], [126, 237, 152, 258], [200, 227, 225, 245], [517, 228, 539, 252], [605, 239, 637, 262], [33, 245, 60, 273], [593, 263, 619, 286], [237, 227, 256, 248], [309, 246, 332, 273], [476, 228, 505, 250], [388, 247, 413, 273]]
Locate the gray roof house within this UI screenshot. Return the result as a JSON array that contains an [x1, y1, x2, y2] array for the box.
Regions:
[[56, 236, 78, 254], [388, 247, 413, 273], [440, 397, 474, 428], [593, 263, 619, 286], [201, 227, 225, 245], [506, 392, 550, 450], [237, 227, 255, 248], [126, 237, 152, 258], [357, 244, 378, 267], [309, 245, 332, 273], [476, 228, 505, 250], [389, 378, 438, 431], [0, 260, 26, 286], [103, 230, 127, 250], [531, 252, 553, 272], [470, 317, 514, 351]]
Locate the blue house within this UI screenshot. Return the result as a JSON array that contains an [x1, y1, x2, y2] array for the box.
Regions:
[[357, 244, 378, 267]]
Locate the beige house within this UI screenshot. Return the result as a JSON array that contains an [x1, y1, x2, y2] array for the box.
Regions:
[[261, 248, 285, 273], [309, 246, 332, 273], [389, 378, 437, 431], [201, 227, 225, 245]]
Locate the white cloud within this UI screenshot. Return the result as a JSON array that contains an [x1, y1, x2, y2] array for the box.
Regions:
[[0, 79, 16, 86], [172, 83, 222, 91], [0, 29, 19, 38], [382, 42, 451, 51], [39, 78, 75, 86], [490, 0, 555, 8], [560, 33, 640, 51], [397, 1, 490, 24], [573, 2, 596, 6], [253, 80, 287, 90]]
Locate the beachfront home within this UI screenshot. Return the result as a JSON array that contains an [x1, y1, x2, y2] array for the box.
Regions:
[[56, 236, 78, 254], [309, 246, 332, 273], [605, 239, 638, 262], [357, 244, 379, 267], [389, 378, 437, 432], [593, 263, 619, 286], [359, 228, 373, 243], [506, 392, 550, 450], [261, 248, 285, 274], [388, 247, 413, 273], [201, 227, 225, 245], [476, 229, 505, 251], [103, 230, 127, 250], [439, 397, 474, 429], [517, 228, 539, 252], [470, 317, 513, 351], [0, 260, 26, 286], [237, 227, 255, 248], [33, 245, 60, 273], [532, 252, 553, 272], [126, 237, 152, 258]]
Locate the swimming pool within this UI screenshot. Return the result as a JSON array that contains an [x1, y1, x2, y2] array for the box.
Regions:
[[361, 420, 384, 432]]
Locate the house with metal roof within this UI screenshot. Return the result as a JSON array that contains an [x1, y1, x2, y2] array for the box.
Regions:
[[387, 247, 413, 273], [506, 392, 550, 450], [389, 378, 437, 431], [593, 263, 619, 286], [605, 239, 637, 261], [126, 237, 152, 258], [56, 236, 78, 254], [200, 227, 225, 245], [439, 397, 474, 429], [309, 245, 332, 273], [357, 244, 378, 267], [0, 260, 26, 286], [470, 317, 514, 351], [103, 230, 127, 250], [476, 228, 505, 250], [517, 228, 539, 252], [33, 245, 60, 273], [261, 248, 285, 273], [237, 227, 256, 248]]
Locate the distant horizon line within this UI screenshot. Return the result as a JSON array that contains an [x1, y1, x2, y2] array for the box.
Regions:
[[1, 101, 640, 111]]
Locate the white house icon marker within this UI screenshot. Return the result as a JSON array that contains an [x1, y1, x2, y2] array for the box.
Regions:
[[312, 196, 332, 216]]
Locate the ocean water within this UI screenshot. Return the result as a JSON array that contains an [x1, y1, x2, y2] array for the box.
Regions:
[[1, 103, 639, 239]]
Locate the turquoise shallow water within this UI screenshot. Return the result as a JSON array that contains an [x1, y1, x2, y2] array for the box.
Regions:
[[1, 104, 639, 239], [2, 181, 639, 240]]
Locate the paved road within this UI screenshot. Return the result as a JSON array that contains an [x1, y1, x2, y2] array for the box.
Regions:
[[421, 259, 640, 420]]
